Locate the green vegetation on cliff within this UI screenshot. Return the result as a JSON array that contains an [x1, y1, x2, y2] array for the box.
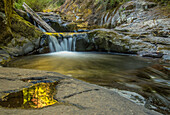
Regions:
[[3, 0, 13, 26], [0, 0, 13, 45], [14, 0, 53, 11], [14, 0, 64, 11], [14, 0, 131, 12], [0, 0, 43, 45], [14, 0, 170, 12]]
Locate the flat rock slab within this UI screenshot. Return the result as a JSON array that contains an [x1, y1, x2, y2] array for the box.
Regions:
[[0, 67, 161, 115]]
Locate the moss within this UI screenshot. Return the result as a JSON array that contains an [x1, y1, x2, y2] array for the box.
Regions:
[[0, 0, 13, 45], [0, 0, 45, 62], [11, 12, 43, 41], [0, 0, 43, 43], [87, 29, 133, 52], [3, 0, 13, 27], [66, 22, 78, 31]]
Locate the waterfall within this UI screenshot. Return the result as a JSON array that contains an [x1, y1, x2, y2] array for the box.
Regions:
[[48, 36, 76, 52], [38, 25, 46, 32], [104, 12, 109, 24], [68, 38, 73, 51], [100, 14, 105, 26], [26, 13, 47, 32]]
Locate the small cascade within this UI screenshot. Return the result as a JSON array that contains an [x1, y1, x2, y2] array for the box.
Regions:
[[104, 12, 109, 24], [26, 13, 47, 32], [68, 38, 73, 51], [38, 25, 46, 32], [48, 36, 76, 52], [100, 14, 105, 26]]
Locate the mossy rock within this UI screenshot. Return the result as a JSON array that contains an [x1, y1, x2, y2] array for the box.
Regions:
[[15, 9, 30, 21], [87, 29, 156, 53], [66, 22, 78, 31], [0, 0, 45, 62], [49, 21, 78, 32], [11, 12, 43, 40]]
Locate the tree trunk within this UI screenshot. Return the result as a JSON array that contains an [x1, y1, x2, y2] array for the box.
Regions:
[[22, 2, 56, 33]]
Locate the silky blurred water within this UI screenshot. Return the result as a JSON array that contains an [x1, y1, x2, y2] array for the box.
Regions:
[[7, 52, 170, 114]]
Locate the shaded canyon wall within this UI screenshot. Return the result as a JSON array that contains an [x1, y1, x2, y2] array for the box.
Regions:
[[0, 0, 43, 64]]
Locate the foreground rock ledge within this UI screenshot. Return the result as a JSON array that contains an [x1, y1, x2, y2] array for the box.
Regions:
[[0, 67, 160, 115]]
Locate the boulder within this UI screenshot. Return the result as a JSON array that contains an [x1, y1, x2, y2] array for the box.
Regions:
[[39, 12, 78, 32], [86, 29, 156, 53], [138, 51, 163, 58]]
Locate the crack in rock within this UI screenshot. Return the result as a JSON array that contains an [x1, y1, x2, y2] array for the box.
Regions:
[[0, 77, 18, 81], [62, 89, 100, 99]]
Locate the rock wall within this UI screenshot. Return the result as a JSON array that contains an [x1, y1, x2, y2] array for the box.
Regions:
[[57, 0, 123, 29], [58, 0, 169, 29], [56, 0, 169, 61]]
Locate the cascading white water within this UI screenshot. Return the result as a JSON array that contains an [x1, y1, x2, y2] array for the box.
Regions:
[[68, 37, 73, 51], [38, 25, 46, 32], [26, 13, 77, 52], [27, 12, 47, 32], [48, 36, 76, 52], [72, 38, 76, 51]]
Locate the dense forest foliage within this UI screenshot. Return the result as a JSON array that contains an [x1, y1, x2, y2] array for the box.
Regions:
[[14, 0, 169, 12], [14, 0, 64, 11]]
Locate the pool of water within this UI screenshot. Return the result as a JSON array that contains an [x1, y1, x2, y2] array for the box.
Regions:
[[6, 52, 170, 114]]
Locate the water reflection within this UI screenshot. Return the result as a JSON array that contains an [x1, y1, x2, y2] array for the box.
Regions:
[[0, 82, 58, 109]]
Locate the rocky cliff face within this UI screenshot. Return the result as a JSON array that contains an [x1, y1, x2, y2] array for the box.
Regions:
[[55, 0, 169, 61], [0, 0, 43, 65]]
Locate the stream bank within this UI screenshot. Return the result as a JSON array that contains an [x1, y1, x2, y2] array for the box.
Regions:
[[0, 67, 161, 115]]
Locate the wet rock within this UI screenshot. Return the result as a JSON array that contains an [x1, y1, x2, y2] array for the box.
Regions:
[[74, 33, 89, 51], [114, 18, 170, 57], [138, 51, 163, 58], [38, 34, 51, 53], [0, 50, 11, 65], [38, 12, 63, 23], [145, 93, 170, 114], [39, 12, 78, 32], [3, 35, 41, 57], [142, 36, 170, 45], [76, 38, 89, 51], [157, 45, 170, 54], [87, 29, 156, 53], [162, 55, 170, 61]]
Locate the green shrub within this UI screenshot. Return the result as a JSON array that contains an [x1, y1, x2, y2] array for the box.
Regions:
[[14, 0, 25, 10], [26, 0, 54, 12], [14, 0, 56, 12], [46, 0, 65, 10]]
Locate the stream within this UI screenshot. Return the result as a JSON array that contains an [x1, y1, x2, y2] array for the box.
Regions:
[[6, 51, 170, 114]]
